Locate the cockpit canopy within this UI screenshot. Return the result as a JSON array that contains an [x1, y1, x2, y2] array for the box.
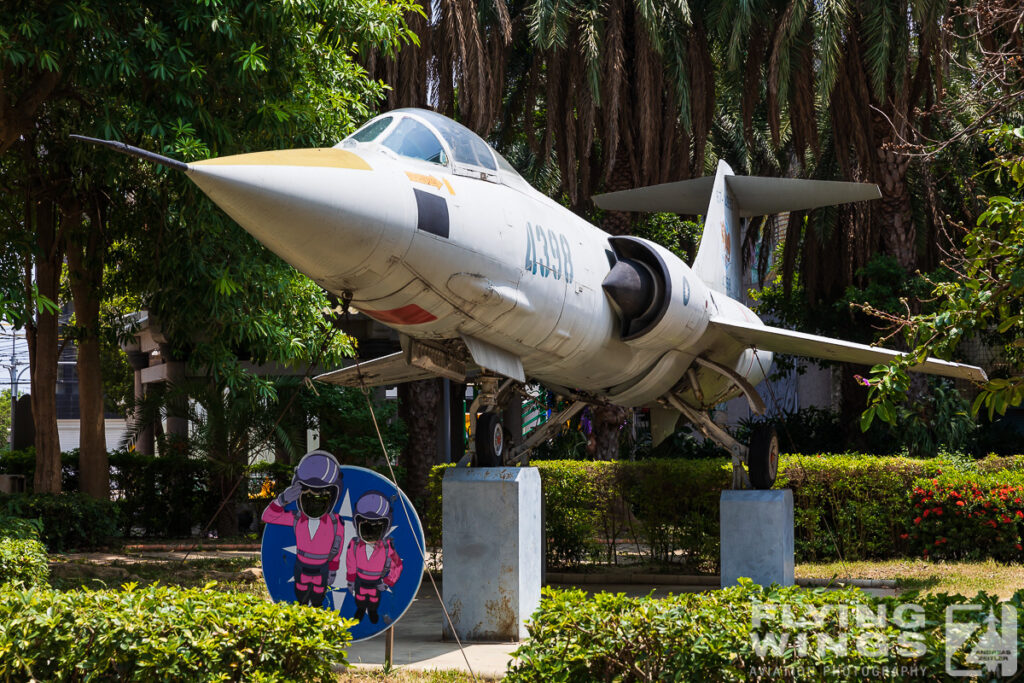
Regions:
[[339, 108, 524, 186]]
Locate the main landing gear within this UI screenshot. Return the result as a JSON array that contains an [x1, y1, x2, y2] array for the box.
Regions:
[[460, 376, 587, 467], [665, 394, 778, 490]]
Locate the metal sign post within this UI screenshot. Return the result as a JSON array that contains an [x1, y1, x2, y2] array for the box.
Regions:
[[384, 626, 394, 668]]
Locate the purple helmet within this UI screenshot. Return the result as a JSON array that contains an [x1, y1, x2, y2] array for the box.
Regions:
[[292, 451, 342, 517], [354, 490, 394, 543]]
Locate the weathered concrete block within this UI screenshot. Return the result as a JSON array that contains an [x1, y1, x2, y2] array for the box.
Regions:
[[442, 467, 541, 641], [720, 489, 794, 587]]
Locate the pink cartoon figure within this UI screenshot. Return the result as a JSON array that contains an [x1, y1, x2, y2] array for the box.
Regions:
[[347, 490, 403, 624], [262, 451, 344, 608]]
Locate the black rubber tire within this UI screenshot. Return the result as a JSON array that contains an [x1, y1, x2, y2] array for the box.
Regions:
[[475, 412, 504, 467], [748, 424, 779, 490]]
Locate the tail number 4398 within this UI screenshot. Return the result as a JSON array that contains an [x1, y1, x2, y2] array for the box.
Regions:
[[524, 222, 574, 284]]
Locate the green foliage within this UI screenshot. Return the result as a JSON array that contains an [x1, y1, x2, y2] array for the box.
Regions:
[[861, 378, 975, 458], [866, 126, 1024, 426], [110, 450, 212, 538], [0, 447, 80, 491], [618, 460, 725, 567], [908, 471, 1024, 561], [0, 511, 48, 588], [0, 537, 49, 588], [630, 213, 702, 263], [428, 454, 1024, 568], [777, 454, 942, 560], [753, 256, 936, 344], [0, 582, 354, 681], [305, 385, 407, 468], [0, 388, 10, 450], [535, 461, 604, 566], [0, 514, 43, 541], [508, 583, 1024, 682], [0, 535, 49, 588], [0, 493, 119, 551]]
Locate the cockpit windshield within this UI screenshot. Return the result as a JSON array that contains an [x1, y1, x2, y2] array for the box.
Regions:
[[382, 118, 448, 166], [349, 116, 392, 142], [341, 108, 524, 181]]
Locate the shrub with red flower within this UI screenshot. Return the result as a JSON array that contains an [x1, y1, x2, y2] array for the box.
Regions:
[[908, 471, 1024, 561]]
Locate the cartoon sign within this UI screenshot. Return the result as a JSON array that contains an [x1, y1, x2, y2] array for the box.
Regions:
[[261, 451, 425, 641]]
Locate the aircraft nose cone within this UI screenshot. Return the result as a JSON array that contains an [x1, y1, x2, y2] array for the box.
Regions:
[[187, 149, 412, 287], [602, 258, 656, 320]]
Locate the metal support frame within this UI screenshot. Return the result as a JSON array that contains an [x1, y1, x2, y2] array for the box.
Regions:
[[666, 393, 750, 489], [509, 400, 587, 466], [693, 356, 767, 415]]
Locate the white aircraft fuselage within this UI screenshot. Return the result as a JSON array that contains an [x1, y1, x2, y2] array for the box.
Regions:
[[186, 109, 770, 410], [72, 107, 985, 476]]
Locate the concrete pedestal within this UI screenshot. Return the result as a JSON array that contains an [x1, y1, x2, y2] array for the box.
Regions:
[[720, 489, 794, 587], [442, 467, 541, 641]]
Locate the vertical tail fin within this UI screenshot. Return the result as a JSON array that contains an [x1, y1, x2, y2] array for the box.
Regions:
[[691, 160, 742, 299]]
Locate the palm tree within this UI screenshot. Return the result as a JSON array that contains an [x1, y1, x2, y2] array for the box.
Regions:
[[714, 0, 974, 288], [368, 0, 723, 458]]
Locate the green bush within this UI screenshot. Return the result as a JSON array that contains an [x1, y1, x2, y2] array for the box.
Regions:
[[619, 459, 726, 567], [0, 447, 80, 491], [0, 514, 43, 541], [1, 493, 120, 551], [0, 582, 353, 681], [110, 450, 212, 537], [427, 454, 1024, 569], [777, 453, 944, 561], [0, 537, 49, 587], [508, 583, 1024, 682]]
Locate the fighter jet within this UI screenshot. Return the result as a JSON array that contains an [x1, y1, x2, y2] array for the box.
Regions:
[[74, 108, 986, 489]]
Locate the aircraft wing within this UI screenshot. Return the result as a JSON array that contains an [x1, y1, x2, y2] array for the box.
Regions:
[[314, 352, 438, 388], [708, 317, 987, 383]]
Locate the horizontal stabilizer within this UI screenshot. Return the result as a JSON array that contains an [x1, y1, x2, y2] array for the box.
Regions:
[[315, 352, 438, 388], [708, 317, 987, 383], [593, 174, 880, 217]]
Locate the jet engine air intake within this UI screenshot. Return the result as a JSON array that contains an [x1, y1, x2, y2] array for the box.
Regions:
[[602, 236, 710, 351], [602, 257, 662, 336]]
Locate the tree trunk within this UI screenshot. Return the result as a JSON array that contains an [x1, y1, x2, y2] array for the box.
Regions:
[[28, 198, 63, 493], [67, 207, 108, 499], [397, 378, 441, 502], [875, 145, 915, 270], [591, 404, 626, 460], [213, 409, 243, 539]]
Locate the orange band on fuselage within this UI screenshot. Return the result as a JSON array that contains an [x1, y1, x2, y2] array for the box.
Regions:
[[361, 304, 437, 325]]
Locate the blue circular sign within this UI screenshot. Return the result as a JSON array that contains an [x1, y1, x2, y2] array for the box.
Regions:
[[260, 452, 425, 642]]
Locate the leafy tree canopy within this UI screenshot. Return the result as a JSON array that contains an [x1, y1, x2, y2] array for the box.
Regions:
[[864, 125, 1024, 428]]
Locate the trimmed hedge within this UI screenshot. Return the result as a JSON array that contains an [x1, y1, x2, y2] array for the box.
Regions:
[[0, 582, 354, 681], [426, 455, 1024, 568], [508, 583, 1024, 682], [0, 449, 220, 538], [1, 493, 120, 551]]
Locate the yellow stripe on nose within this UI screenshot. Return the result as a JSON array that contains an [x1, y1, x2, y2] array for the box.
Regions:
[[193, 148, 372, 170]]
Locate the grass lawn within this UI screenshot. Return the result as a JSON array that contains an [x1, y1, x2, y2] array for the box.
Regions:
[[796, 558, 1024, 598]]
